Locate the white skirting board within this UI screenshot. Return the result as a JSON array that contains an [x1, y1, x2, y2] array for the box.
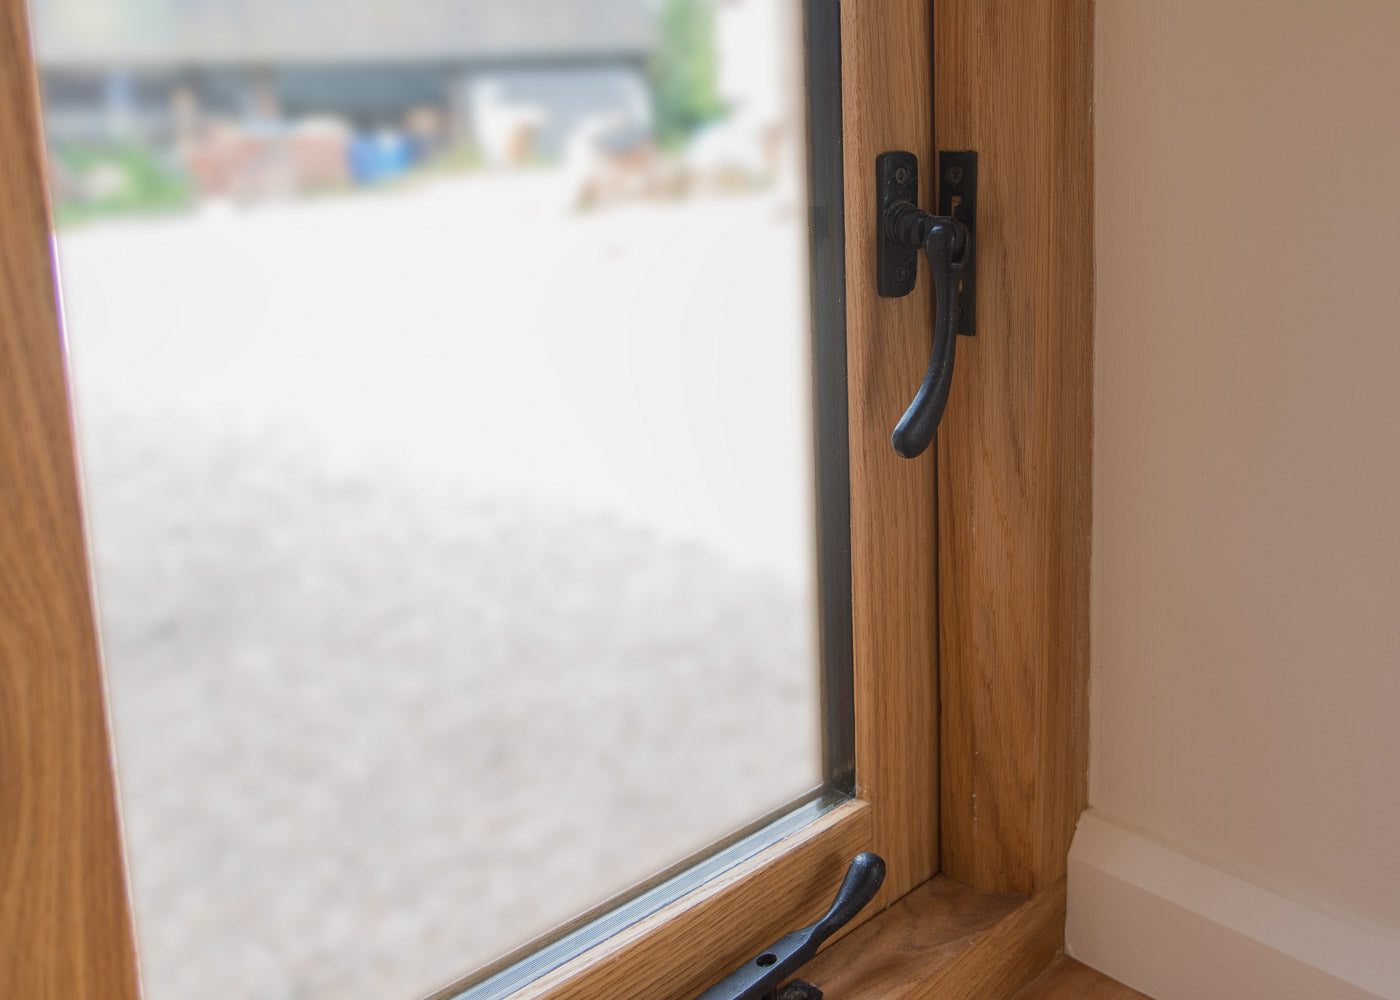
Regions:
[[1065, 810, 1400, 1000]]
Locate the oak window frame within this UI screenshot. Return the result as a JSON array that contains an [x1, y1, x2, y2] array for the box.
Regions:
[[0, 1, 1093, 999]]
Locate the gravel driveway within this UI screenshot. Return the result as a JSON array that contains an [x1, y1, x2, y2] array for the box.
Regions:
[[60, 174, 823, 1000]]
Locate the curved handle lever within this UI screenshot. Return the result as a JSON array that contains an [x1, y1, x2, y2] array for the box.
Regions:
[[693, 852, 886, 1000], [890, 213, 971, 458], [876, 150, 978, 459]]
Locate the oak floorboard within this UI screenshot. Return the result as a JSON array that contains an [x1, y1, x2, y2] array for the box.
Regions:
[[1012, 957, 1150, 1000]]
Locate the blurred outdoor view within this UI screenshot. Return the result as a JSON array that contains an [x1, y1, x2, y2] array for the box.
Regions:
[[27, 1, 824, 999]]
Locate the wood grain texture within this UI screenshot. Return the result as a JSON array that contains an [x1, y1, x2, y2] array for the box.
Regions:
[[801, 877, 1067, 1000], [840, 0, 941, 906], [496, 803, 871, 1000], [0, 2, 141, 997], [1012, 957, 1150, 1000], [933, 1, 1095, 894], [919, 879, 1066, 1000], [800, 876, 1022, 1000]]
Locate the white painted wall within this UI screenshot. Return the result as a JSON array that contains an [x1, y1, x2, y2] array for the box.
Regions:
[[1075, 0, 1400, 993]]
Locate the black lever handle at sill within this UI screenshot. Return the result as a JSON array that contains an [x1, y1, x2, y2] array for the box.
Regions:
[[888, 210, 970, 459], [693, 852, 886, 1000]]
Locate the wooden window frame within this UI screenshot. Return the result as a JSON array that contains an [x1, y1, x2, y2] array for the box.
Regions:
[[0, 1, 1092, 999]]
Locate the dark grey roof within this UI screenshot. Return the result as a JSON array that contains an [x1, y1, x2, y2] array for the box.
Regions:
[[30, 0, 656, 67]]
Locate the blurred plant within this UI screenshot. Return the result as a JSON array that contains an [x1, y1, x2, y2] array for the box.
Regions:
[[651, 0, 727, 150], [427, 141, 486, 175], [51, 144, 194, 227]]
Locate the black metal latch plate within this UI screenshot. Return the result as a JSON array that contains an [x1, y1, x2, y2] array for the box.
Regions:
[[937, 150, 977, 337], [876, 151, 921, 298], [876, 149, 978, 337]]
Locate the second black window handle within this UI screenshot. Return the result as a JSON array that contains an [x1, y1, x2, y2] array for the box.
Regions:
[[692, 852, 885, 1000]]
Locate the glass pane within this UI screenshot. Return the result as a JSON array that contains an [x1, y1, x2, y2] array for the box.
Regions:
[[27, 1, 840, 998]]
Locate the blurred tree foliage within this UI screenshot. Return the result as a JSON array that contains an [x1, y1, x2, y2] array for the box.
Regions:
[[651, 0, 727, 149]]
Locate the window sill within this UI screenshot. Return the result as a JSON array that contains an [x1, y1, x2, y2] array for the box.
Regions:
[[800, 876, 1066, 1000]]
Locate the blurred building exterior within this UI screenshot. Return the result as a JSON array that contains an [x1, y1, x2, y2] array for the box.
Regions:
[[29, 0, 657, 167]]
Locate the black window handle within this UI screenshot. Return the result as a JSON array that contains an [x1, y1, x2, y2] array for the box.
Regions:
[[876, 151, 979, 459], [887, 210, 970, 457], [693, 852, 885, 1000]]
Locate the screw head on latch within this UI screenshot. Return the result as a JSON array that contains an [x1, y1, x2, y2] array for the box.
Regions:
[[945, 164, 964, 185], [894, 165, 910, 185]]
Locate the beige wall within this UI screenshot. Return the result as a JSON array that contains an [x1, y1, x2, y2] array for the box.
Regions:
[[1092, 0, 1400, 938]]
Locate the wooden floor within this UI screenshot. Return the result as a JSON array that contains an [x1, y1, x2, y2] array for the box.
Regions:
[[1012, 956, 1149, 999]]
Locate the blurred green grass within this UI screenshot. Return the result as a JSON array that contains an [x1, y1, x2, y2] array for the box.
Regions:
[[52, 144, 195, 228]]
